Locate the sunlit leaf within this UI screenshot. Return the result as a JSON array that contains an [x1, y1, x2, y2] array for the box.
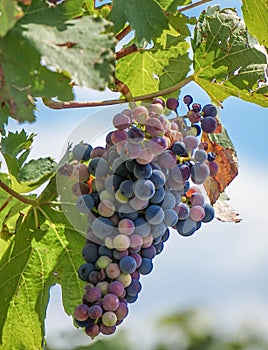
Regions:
[[242, 0, 268, 46], [0, 178, 84, 349], [109, 0, 169, 42], [193, 6, 268, 107]]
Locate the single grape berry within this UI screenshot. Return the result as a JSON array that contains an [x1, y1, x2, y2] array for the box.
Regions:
[[201, 116, 217, 133], [73, 143, 93, 162], [166, 98, 179, 111], [192, 103, 201, 112], [202, 104, 217, 117], [152, 98, 165, 108], [183, 95, 193, 106]]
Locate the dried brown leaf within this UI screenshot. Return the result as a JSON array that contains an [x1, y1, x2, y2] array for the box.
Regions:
[[202, 128, 239, 205]]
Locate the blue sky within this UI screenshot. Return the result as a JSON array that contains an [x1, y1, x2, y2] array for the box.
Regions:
[[2, 0, 268, 348]]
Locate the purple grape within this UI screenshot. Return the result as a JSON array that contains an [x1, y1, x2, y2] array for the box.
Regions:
[[146, 137, 167, 155], [158, 150, 177, 169], [126, 279, 142, 296], [85, 323, 100, 338], [141, 246, 156, 259], [108, 281, 125, 297], [172, 141, 186, 156], [78, 263, 96, 281], [100, 323, 116, 335], [207, 152, 216, 162], [209, 161, 218, 176], [82, 243, 99, 263], [84, 287, 102, 303], [73, 143, 93, 162], [72, 182, 89, 196], [129, 253, 142, 268], [127, 127, 145, 144], [191, 163, 210, 184], [74, 304, 90, 321], [152, 97, 165, 108], [201, 116, 217, 133], [174, 203, 190, 220], [166, 97, 179, 111], [202, 104, 217, 117], [189, 205, 205, 222], [88, 305, 103, 319], [183, 94, 193, 106], [102, 293, 120, 311], [115, 302, 129, 321], [119, 256, 137, 274], [138, 257, 153, 275], [202, 204, 215, 222], [113, 113, 131, 129], [192, 103, 201, 112]]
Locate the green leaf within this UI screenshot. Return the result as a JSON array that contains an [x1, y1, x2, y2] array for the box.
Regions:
[[0, 173, 33, 234], [0, 28, 73, 122], [18, 157, 57, 182], [242, 0, 268, 46], [22, 15, 116, 89], [116, 39, 190, 97], [156, 0, 191, 13], [0, 130, 57, 193], [20, 0, 86, 24], [192, 6, 268, 107], [0, 178, 84, 349], [0, 0, 21, 37], [109, 0, 169, 42]]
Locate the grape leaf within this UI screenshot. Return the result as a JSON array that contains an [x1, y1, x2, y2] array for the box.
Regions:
[[202, 126, 239, 223], [0, 28, 73, 122], [116, 40, 190, 97], [0, 0, 22, 37], [0, 178, 84, 349], [192, 6, 268, 107], [242, 0, 268, 46], [0, 130, 57, 193], [0, 173, 33, 234], [156, 0, 191, 13], [18, 157, 57, 182], [109, 0, 169, 42], [20, 0, 86, 25], [22, 15, 116, 89]]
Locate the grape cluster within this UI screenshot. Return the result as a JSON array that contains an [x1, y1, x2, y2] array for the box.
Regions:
[[62, 96, 218, 338]]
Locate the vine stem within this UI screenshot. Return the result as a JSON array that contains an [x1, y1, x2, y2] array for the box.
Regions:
[[178, 0, 213, 12], [43, 75, 194, 110], [0, 180, 37, 206]]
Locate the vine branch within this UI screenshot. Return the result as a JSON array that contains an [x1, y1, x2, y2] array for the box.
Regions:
[[42, 75, 194, 110], [116, 44, 138, 60], [116, 25, 131, 41], [177, 0, 213, 12], [0, 180, 37, 206]]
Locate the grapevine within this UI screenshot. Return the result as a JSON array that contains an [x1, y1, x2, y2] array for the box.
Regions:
[[0, 0, 267, 348]]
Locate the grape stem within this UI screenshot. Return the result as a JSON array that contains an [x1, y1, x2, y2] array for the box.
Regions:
[[178, 0, 213, 12], [116, 44, 138, 60], [42, 75, 194, 110], [0, 180, 37, 205], [116, 25, 132, 41]]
